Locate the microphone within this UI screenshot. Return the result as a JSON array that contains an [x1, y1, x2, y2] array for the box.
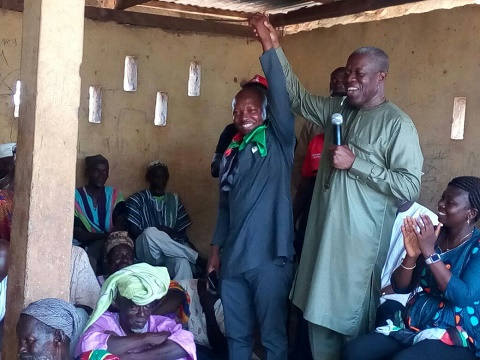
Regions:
[[331, 113, 343, 146]]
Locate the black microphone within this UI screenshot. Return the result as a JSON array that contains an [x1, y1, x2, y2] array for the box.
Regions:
[[331, 113, 343, 145]]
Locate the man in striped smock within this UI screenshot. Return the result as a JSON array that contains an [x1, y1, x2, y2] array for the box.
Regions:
[[126, 161, 199, 280]]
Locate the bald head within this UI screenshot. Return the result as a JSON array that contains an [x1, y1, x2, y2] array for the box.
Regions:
[[350, 47, 389, 73]]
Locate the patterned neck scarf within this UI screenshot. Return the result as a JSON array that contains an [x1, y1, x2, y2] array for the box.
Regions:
[[220, 123, 267, 192]]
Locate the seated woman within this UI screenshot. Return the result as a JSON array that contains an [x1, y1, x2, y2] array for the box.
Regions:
[[342, 176, 480, 360], [76, 263, 196, 360], [126, 161, 199, 280]]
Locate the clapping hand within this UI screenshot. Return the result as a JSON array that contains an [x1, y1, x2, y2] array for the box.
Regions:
[[413, 214, 440, 256], [401, 217, 421, 259]]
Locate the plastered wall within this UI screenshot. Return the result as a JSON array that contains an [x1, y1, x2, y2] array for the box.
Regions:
[[1, 4, 480, 254], [0, 10, 265, 255]]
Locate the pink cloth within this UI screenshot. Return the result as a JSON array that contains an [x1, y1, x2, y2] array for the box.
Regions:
[[76, 311, 196, 359]]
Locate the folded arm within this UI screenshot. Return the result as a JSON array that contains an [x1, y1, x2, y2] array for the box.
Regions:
[[121, 340, 188, 360], [107, 332, 168, 355]]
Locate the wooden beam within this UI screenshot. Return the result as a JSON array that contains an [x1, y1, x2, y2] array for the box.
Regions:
[[84, 6, 254, 37], [138, 1, 251, 20], [116, 0, 149, 10], [309, 0, 344, 3], [0, 0, 23, 11], [270, 0, 427, 27], [84, 0, 116, 8], [0, 0, 254, 37]]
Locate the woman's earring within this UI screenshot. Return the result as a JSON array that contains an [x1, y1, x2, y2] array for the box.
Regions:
[[467, 218, 471, 225]]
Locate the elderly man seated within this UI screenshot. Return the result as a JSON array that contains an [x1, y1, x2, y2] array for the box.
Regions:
[[17, 298, 119, 360], [127, 161, 200, 280], [77, 263, 196, 360], [99, 231, 190, 323]]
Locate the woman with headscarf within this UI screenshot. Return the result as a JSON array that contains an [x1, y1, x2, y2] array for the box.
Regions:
[[342, 176, 480, 360]]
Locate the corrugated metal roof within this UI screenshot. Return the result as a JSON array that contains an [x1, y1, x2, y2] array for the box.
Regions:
[[155, 0, 326, 15]]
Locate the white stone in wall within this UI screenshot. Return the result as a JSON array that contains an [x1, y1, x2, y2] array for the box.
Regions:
[[451, 96, 466, 140], [124, 56, 138, 92], [188, 61, 201, 97], [154, 91, 168, 126], [88, 85, 102, 124]]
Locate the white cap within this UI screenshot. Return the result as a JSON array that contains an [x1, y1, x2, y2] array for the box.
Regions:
[[331, 113, 343, 125], [0, 143, 16, 159]]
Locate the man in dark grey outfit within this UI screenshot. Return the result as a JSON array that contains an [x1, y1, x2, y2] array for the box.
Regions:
[[207, 14, 295, 360]]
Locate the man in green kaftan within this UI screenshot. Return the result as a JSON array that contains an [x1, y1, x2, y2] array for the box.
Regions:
[[257, 18, 424, 360]]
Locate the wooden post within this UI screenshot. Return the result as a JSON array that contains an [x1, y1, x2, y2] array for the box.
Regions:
[[3, 0, 85, 358]]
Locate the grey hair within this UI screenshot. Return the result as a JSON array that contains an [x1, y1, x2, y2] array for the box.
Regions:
[[352, 47, 389, 72]]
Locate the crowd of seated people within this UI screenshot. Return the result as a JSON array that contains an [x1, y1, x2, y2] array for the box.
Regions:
[[5, 13, 480, 360]]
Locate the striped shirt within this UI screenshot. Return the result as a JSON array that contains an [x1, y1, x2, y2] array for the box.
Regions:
[[126, 191, 191, 243]]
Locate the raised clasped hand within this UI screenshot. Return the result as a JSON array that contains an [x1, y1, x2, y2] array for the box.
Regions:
[[249, 13, 280, 50]]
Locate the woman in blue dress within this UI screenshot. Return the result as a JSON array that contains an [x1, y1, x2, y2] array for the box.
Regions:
[[342, 176, 480, 359]]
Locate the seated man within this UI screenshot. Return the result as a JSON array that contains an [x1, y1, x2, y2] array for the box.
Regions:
[[77, 263, 196, 359], [127, 161, 198, 280], [0, 142, 16, 242], [17, 298, 119, 360], [99, 231, 190, 323], [74, 154, 126, 273], [70, 245, 101, 315]]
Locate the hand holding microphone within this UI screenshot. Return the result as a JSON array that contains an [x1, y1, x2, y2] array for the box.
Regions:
[[329, 113, 356, 170]]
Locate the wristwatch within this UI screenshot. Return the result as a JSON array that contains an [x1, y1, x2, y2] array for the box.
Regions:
[[425, 253, 441, 265]]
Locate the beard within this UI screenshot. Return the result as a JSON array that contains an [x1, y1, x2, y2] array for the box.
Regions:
[[131, 323, 148, 334]]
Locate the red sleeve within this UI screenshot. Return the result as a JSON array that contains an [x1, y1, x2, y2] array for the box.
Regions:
[[301, 133, 324, 177]]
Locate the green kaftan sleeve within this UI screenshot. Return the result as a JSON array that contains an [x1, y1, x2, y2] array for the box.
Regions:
[[349, 116, 423, 201]]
